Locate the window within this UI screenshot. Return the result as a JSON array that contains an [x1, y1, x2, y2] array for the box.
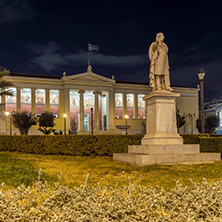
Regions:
[[36, 89, 45, 115], [50, 90, 59, 116], [138, 94, 145, 119], [115, 93, 122, 119], [127, 94, 134, 118], [21, 88, 31, 113], [5, 87, 16, 112]]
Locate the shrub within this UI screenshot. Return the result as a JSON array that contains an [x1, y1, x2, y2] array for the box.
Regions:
[[206, 115, 220, 134], [180, 133, 210, 144], [38, 111, 55, 135], [0, 134, 221, 156], [176, 110, 185, 128], [200, 137, 222, 154], [0, 171, 222, 221], [196, 116, 220, 134], [12, 111, 37, 135], [0, 135, 143, 156]]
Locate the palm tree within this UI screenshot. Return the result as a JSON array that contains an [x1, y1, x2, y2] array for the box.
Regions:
[[0, 66, 14, 97], [12, 111, 37, 135], [38, 111, 56, 134]]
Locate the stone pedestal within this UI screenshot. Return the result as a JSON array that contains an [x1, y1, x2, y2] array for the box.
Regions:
[[113, 144, 221, 165], [113, 91, 221, 165], [142, 91, 183, 145]]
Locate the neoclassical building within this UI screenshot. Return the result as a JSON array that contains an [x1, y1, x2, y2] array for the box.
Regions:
[[0, 65, 199, 135], [204, 97, 222, 134]]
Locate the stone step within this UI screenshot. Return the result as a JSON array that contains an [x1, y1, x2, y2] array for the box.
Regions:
[[113, 153, 221, 166], [128, 144, 200, 154]]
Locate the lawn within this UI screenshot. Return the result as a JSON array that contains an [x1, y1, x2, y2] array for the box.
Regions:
[[0, 151, 222, 190]]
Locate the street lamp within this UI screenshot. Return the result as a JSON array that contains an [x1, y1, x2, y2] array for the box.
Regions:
[[5, 111, 12, 135], [176, 110, 180, 133], [63, 114, 67, 135], [188, 113, 195, 134], [125, 115, 129, 135], [198, 68, 205, 133]]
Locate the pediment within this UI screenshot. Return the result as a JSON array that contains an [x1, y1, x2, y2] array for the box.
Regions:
[[215, 104, 222, 110], [62, 71, 115, 84]]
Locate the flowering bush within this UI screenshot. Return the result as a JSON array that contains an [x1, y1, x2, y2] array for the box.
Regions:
[[0, 170, 222, 221]]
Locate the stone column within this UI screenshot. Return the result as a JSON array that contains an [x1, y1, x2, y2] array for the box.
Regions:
[[16, 88, 21, 113], [64, 89, 70, 130], [122, 93, 127, 118], [93, 90, 101, 131], [134, 93, 138, 119], [107, 91, 115, 130], [78, 89, 85, 131], [101, 94, 106, 130], [45, 89, 50, 112], [31, 88, 36, 114], [59, 89, 64, 118], [1, 89, 5, 104], [0, 89, 6, 134], [144, 95, 147, 118]]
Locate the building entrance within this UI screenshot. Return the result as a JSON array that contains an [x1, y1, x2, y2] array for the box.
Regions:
[[84, 115, 88, 131]]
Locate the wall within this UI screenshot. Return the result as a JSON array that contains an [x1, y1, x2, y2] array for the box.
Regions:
[[176, 90, 199, 133]]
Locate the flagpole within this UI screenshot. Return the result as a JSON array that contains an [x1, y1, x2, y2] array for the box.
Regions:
[[88, 42, 90, 66]]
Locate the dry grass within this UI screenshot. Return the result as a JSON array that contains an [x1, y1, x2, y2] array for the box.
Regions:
[[1, 151, 222, 190]]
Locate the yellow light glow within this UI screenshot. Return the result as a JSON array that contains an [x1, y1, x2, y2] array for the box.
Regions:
[[63, 114, 67, 118], [5, 111, 9, 117], [125, 115, 129, 119]]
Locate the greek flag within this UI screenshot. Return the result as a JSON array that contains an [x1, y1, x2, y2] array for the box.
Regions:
[[88, 43, 99, 52]]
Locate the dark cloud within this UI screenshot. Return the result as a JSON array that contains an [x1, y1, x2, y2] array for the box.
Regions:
[[26, 38, 222, 102], [0, 0, 221, 102], [27, 42, 147, 72], [0, 0, 36, 24], [27, 42, 67, 72], [170, 32, 222, 70], [27, 42, 61, 55], [171, 58, 222, 102]]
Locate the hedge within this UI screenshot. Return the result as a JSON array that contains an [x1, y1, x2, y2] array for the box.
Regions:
[[200, 137, 222, 154], [180, 133, 210, 144], [0, 134, 221, 156], [0, 135, 143, 156]]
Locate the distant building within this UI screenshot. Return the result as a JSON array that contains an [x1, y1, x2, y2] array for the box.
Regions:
[[1, 65, 199, 135], [204, 97, 222, 133]]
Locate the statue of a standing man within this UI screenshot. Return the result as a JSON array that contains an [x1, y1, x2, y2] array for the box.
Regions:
[[149, 33, 173, 91]]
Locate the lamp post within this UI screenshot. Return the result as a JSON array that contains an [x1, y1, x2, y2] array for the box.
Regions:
[[125, 115, 129, 135], [63, 114, 67, 135], [90, 107, 93, 135], [177, 110, 180, 133], [188, 113, 195, 134], [5, 111, 12, 135], [198, 68, 205, 133]]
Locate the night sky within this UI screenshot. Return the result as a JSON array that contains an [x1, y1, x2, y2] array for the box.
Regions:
[[1, 0, 222, 102]]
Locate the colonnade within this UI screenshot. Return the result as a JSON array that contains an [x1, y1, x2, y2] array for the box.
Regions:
[[6, 87, 115, 132], [4, 87, 146, 132], [117, 92, 146, 119]]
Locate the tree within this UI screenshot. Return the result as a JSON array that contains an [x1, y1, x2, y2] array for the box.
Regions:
[[0, 66, 14, 97], [12, 111, 37, 135], [206, 115, 220, 135], [196, 117, 203, 133], [196, 115, 220, 134], [176, 111, 185, 129], [38, 111, 55, 134]]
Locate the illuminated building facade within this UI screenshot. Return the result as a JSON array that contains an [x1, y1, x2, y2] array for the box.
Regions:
[[1, 66, 199, 135], [204, 97, 222, 134]]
